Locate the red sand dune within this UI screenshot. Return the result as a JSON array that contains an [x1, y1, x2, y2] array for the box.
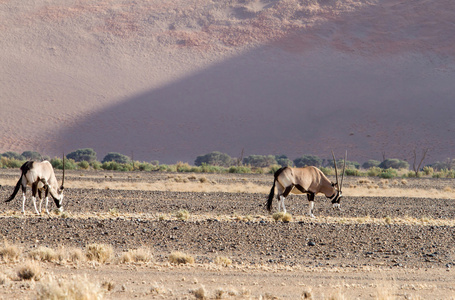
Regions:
[[1, 0, 454, 164]]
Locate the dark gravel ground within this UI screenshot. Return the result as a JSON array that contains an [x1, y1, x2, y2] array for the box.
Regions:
[[0, 170, 454, 270]]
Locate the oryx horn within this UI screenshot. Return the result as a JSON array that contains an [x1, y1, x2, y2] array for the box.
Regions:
[[340, 151, 347, 192], [61, 153, 65, 190], [331, 150, 339, 187]]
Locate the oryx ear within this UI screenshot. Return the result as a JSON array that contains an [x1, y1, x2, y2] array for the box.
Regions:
[[331, 182, 336, 187]]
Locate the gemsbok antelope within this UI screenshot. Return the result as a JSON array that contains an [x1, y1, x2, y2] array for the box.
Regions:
[[5, 157, 65, 215], [267, 151, 346, 218]]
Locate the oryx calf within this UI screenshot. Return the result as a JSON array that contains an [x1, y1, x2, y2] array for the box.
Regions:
[[5, 159, 65, 215], [267, 151, 346, 218]]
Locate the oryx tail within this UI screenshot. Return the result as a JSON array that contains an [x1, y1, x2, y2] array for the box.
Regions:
[[5, 161, 33, 202], [267, 167, 285, 211]]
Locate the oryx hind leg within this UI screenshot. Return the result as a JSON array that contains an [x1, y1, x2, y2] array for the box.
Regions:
[[278, 185, 293, 213], [307, 193, 315, 218], [31, 182, 40, 215]]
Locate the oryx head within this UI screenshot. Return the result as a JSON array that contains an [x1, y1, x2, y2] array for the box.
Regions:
[[331, 150, 347, 209], [50, 154, 65, 211]]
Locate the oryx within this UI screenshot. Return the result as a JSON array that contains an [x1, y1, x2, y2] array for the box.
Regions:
[[267, 151, 346, 218], [5, 157, 65, 215]]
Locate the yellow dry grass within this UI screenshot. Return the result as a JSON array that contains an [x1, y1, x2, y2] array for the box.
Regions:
[[36, 275, 104, 300]]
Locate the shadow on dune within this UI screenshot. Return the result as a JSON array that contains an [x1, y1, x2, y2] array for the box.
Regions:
[[55, 1, 455, 164]]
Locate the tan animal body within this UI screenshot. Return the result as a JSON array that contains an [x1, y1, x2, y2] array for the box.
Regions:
[[267, 152, 346, 218], [5, 159, 65, 215]]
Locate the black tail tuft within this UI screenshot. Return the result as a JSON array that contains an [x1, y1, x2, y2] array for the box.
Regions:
[[5, 161, 33, 203], [5, 176, 22, 202]]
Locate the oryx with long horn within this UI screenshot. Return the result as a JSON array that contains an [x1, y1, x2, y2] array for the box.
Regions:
[[267, 151, 346, 218], [5, 156, 65, 215]]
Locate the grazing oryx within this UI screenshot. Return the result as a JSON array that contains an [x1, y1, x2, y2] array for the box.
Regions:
[[267, 151, 346, 218], [5, 158, 65, 215]]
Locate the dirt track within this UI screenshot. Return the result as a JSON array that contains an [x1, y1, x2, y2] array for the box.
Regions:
[[0, 170, 455, 299]]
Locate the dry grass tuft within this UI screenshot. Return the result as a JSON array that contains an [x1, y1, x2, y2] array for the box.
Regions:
[[272, 212, 292, 222], [120, 247, 153, 263], [101, 280, 115, 292], [0, 273, 10, 285], [17, 260, 42, 281], [85, 243, 113, 263], [190, 285, 207, 299], [69, 248, 86, 263], [0, 241, 21, 262], [176, 209, 190, 220], [29, 246, 63, 263], [214, 256, 232, 267], [36, 275, 104, 300], [169, 251, 195, 265]]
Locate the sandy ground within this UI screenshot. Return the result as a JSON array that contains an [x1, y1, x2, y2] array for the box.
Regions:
[[0, 170, 454, 299]]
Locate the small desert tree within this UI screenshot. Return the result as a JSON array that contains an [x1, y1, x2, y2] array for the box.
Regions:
[[379, 158, 409, 170], [412, 148, 429, 177], [294, 155, 322, 168], [1, 151, 24, 160], [275, 154, 293, 167], [194, 151, 231, 167], [102, 152, 130, 164], [243, 155, 277, 168], [21, 151, 42, 161], [66, 148, 97, 163]]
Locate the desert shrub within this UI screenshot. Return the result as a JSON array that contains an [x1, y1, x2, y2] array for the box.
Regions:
[[175, 162, 198, 172], [378, 168, 398, 179], [345, 168, 360, 176], [367, 167, 382, 177], [0, 242, 21, 262], [21, 151, 42, 161], [190, 286, 207, 299], [320, 167, 333, 176], [102, 152, 130, 164], [294, 155, 322, 168], [0, 157, 25, 168], [36, 275, 104, 300], [68, 248, 86, 263], [50, 157, 78, 170], [433, 169, 455, 178], [423, 166, 434, 176], [275, 155, 293, 167], [379, 158, 409, 170], [199, 163, 226, 173], [101, 161, 133, 171], [228, 166, 251, 173], [78, 161, 90, 170], [66, 148, 97, 163], [194, 151, 231, 167], [1, 151, 24, 160], [169, 251, 194, 264], [85, 244, 113, 263], [137, 162, 155, 171], [362, 160, 381, 169], [243, 155, 277, 168], [17, 261, 42, 281]]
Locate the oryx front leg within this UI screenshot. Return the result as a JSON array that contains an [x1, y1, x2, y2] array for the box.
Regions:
[[31, 196, 40, 215], [308, 201, 315, 218], [45, 196, 50, 215]]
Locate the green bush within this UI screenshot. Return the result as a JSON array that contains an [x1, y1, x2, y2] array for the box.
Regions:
[[21, 151, 42, 161], [1, 151, 24, 160], [67, 148, 97, 162], [101, 161, 134, 171], [50, 158, 77, 170], [243, 155, 277, 168], [294, 155, 322, 168], [320, 167, 333, 176], [194, 151, 232, 167], [379, 159, 409, 170], [367, 167, 381, 177], [362, 160, 381, 169], [78, 161, 90, 170], [378, 168, 398, 179], [102, 152, 130, 164], [228, 166, 251, 173], [345, 168, 360, 176], [275, 155, 293, 167]]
